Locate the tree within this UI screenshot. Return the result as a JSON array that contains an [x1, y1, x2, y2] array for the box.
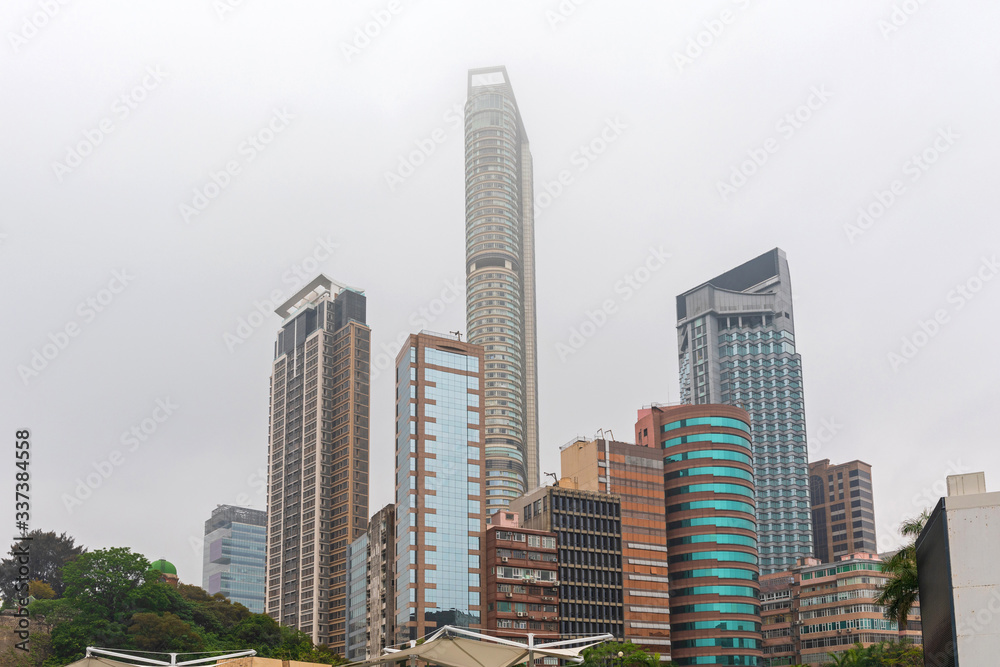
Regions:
[[60, 548, 152, 621], [129, 612, 205, 652], [822, 640, 922, 667], [875, 511, 928, 635], [28, 581, 55, 600], [0, 632, 51, 667], [27, 598, 77, 632], [0, 531, 84, 601], [880, 639, 922, 666], [580, 642, 669, 667], [29, 544, 345, 666]]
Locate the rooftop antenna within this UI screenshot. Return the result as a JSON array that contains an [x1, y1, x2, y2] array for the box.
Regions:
[[450, 330, 463, 341]]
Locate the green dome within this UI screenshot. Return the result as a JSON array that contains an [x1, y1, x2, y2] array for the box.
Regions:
[[149, 559, 177, 575]]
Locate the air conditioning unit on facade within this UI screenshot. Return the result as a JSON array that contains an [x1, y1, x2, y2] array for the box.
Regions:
[[542, 596, 554, 601], [517, 612, 527, 617], [506, 593, 513, 598], [501, 557, 509, 562]]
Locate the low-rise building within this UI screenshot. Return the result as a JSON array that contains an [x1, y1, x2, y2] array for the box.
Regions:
[[513, 483, 624, 640], [759, 553, 921, 666], [759, 572, 795, 666], [483, 510, 560, 641]]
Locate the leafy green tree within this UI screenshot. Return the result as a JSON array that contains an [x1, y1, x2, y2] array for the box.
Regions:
[[28, 581, 56, 600], [27, 598, 77, 632], [229, 613, 283, 652], [877, 639, 922, 666], [580, 641, 669, 667], [875, 512, 928, 635], [823, 640, 922, 667], [60, 548, 152, 622], [0, 631, 51, 667], [30, 545, 351, 667], [0, 531, 85, 602], [49, 616, 130, 663], [129, 612, 205, 652]]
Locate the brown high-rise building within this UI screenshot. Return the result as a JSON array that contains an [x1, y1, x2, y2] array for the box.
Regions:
[[266, 276, 370, 651], [638, 404, 763, 667], [393, 332, 487, 643], [808, 460, 877, 563], [483, 510, 560, 641], [559, 438, 671, 658]]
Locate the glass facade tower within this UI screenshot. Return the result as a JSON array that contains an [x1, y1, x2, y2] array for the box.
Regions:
[[394, 332, 486, 642], [203, 505, 266, 613], [676, 249, 812, 574], [464, 66, 540, 508]]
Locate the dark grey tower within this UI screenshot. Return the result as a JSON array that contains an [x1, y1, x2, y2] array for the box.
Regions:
[[676, 248, 813, 574]]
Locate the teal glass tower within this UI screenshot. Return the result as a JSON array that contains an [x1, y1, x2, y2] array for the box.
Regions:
[[659, 404, 762, 667]]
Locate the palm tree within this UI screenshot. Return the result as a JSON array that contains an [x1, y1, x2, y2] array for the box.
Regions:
[[823, 643, 865, 666], [875, 511, 929, 636]]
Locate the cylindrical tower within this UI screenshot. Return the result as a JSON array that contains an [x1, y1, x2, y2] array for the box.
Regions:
[[465, 66, 539, 508], [661, 404, 762, 666]]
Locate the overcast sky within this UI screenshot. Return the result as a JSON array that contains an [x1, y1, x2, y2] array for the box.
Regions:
[[3, 0, 999, 585]]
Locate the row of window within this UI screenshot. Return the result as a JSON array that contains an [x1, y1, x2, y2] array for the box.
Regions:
[[668, 534, 758, 549], [664, 448, 752, 465], [671, 585, 758, 599], [671, 567, 759, 582], [667, 465, 753, 483], [668, 516, 757, 531], [663, 433, 752, 450], [666, 483, 755, 499], [661, 416, 751, 433]]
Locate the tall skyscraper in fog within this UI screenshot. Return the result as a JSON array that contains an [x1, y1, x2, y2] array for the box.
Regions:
[[675, 249, 813, 574], [464, 66, 540, 508], [266, 275, 371, 651]]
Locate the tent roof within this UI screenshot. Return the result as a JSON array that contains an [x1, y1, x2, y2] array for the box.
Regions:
[[347, 627, 612, 667], [65, 658, 150, 667]]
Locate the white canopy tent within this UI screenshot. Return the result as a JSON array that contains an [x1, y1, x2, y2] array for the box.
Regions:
[[348, 625, 614, 667], [83, 648, 256, 666]]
